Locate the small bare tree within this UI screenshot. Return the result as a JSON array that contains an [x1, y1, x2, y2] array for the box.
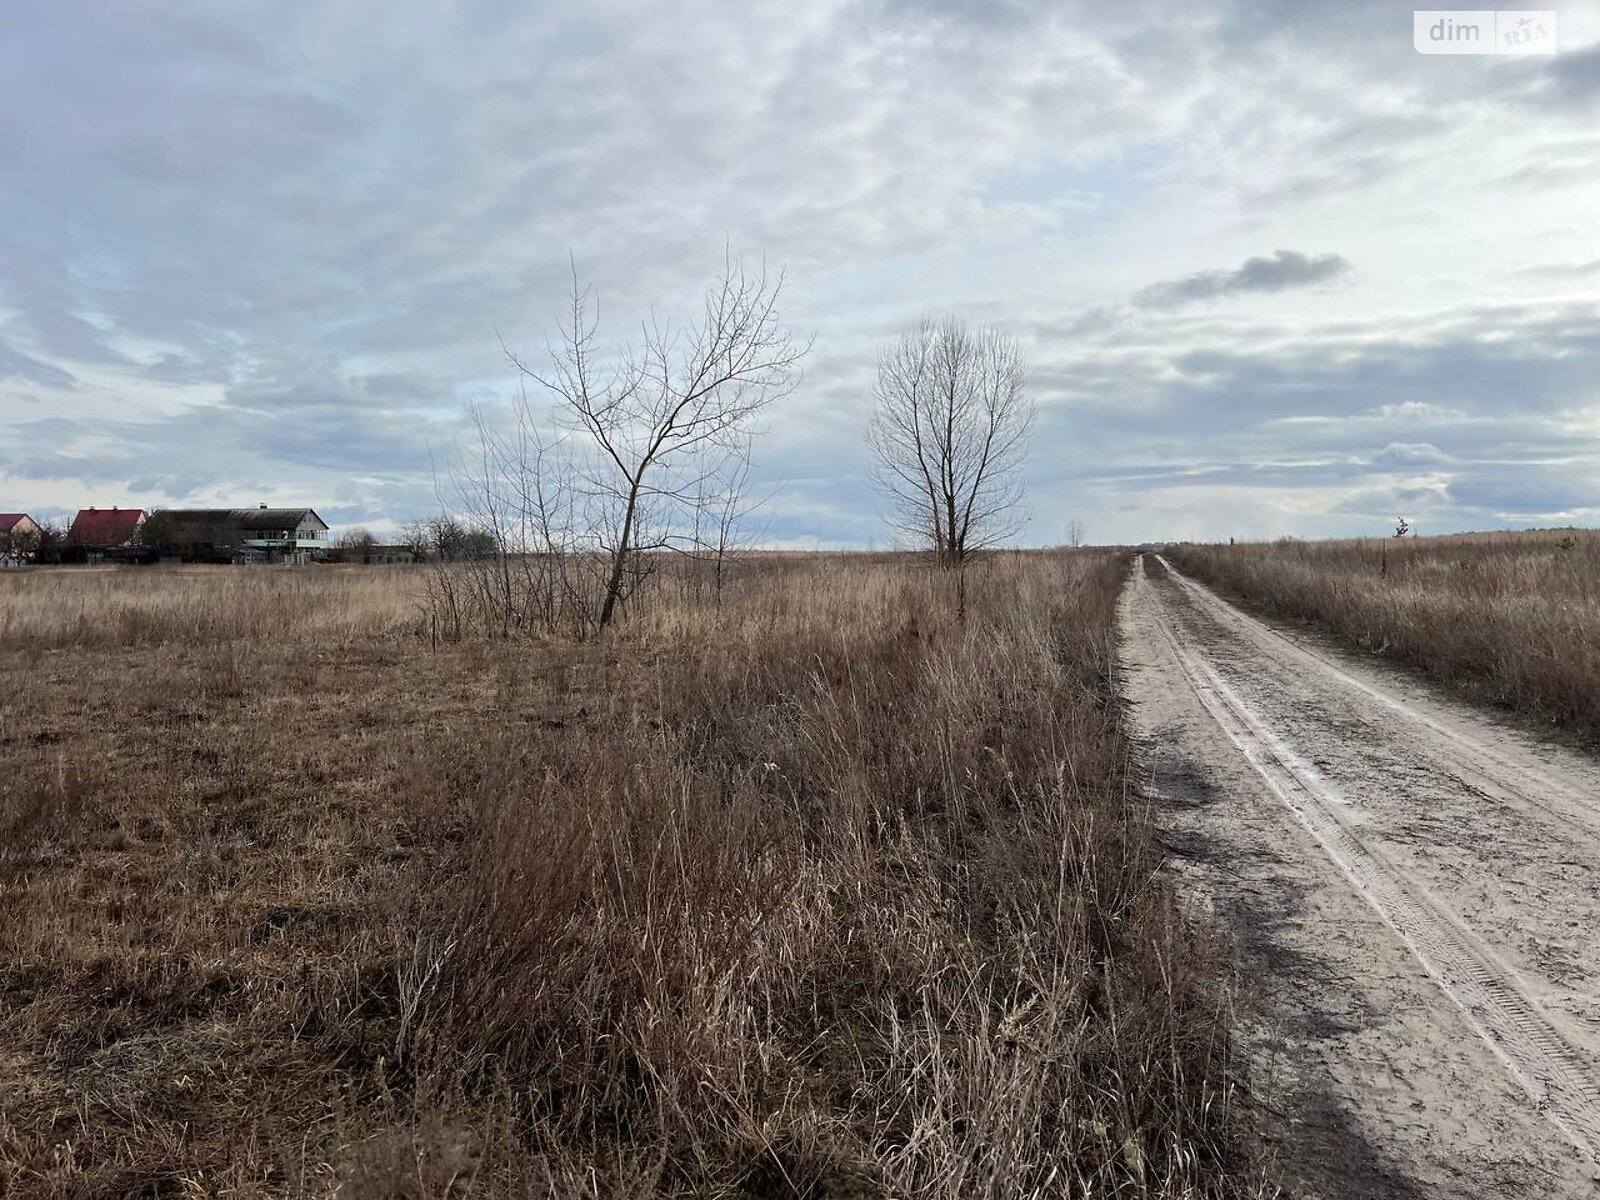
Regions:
[[336, 527, 378, 554], [1067, 518, 1085, 549], [869, 317, 1034, 572], [688, 431, 771, 606], [509, 255, 807, 631]]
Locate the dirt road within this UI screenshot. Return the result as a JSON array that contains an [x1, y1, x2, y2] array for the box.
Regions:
[[1120, 553, 1600, 1198]]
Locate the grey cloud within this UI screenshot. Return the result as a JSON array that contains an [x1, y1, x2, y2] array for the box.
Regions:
[[1026, 297, 1600, 538], [0, 339, 76, 388], [1324, 478, 1453, 519], [1532, 42, 1600, 111], [1494, 153, 1600, 190], [1517, 258, 1600, 282], [1445, 460, 1600, 520], [1369, 442, 1455, 467], [1239, 154, 1412, 210], [1058, 250, 1355, 338], [1314, 112, 1451, 155], [2, 372, 465, 490], [1134, 251, 1351, 310]]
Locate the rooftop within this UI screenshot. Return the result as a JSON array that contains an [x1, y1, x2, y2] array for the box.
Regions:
[[69, 507, 145, 547], [154, 507, 327, 533]]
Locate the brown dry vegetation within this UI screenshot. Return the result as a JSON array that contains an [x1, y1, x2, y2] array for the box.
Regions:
[[1167, 529, 1600, 738], [0, 555, 1253, 1198]]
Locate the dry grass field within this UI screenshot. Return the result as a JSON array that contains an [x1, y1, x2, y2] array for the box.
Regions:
[[1166, 530, 1600, 739], [0, 555, 1252, 1198]]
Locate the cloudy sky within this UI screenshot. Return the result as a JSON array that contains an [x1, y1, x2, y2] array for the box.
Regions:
[[2, 1, 1597, 545]]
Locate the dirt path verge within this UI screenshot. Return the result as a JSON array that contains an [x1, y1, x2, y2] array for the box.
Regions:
[[1120, 553, 1600, 1199]]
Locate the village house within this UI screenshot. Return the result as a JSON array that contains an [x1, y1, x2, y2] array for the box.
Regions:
[[356, 544, 422, 566], [323, 537, 422, 566], [67, 507, 146, 562], [142, 506, 330, 564], [0, 513, 43, 565]]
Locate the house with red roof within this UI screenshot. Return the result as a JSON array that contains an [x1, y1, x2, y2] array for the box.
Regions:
[[0, 513, 43, 565], [67, 507, 146, 562]]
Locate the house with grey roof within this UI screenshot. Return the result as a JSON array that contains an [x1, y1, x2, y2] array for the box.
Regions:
[[141, 506, 330, 564]]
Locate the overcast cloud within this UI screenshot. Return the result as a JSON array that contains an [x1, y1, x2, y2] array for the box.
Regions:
[[1, 0, 1597, 544], [1133, 251, 1352, 310]]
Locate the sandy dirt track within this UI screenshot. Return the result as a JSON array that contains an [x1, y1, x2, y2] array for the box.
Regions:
[[1119, 554, 1600, 1199]]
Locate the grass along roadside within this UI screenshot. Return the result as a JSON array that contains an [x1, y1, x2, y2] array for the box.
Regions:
[[1, 553, 1257, 1197]]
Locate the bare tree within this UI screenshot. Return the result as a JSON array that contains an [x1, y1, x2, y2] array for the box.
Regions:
[[336, 527, 379, 553], [869, 317, 1034, 570], [402, 516, 497, 562], [509, 254, 807, 630], [1067, 518, 1085, 549], [27, 520, 64, 565], [688, 431, 771, 606], [399, 520, 431, 560]]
